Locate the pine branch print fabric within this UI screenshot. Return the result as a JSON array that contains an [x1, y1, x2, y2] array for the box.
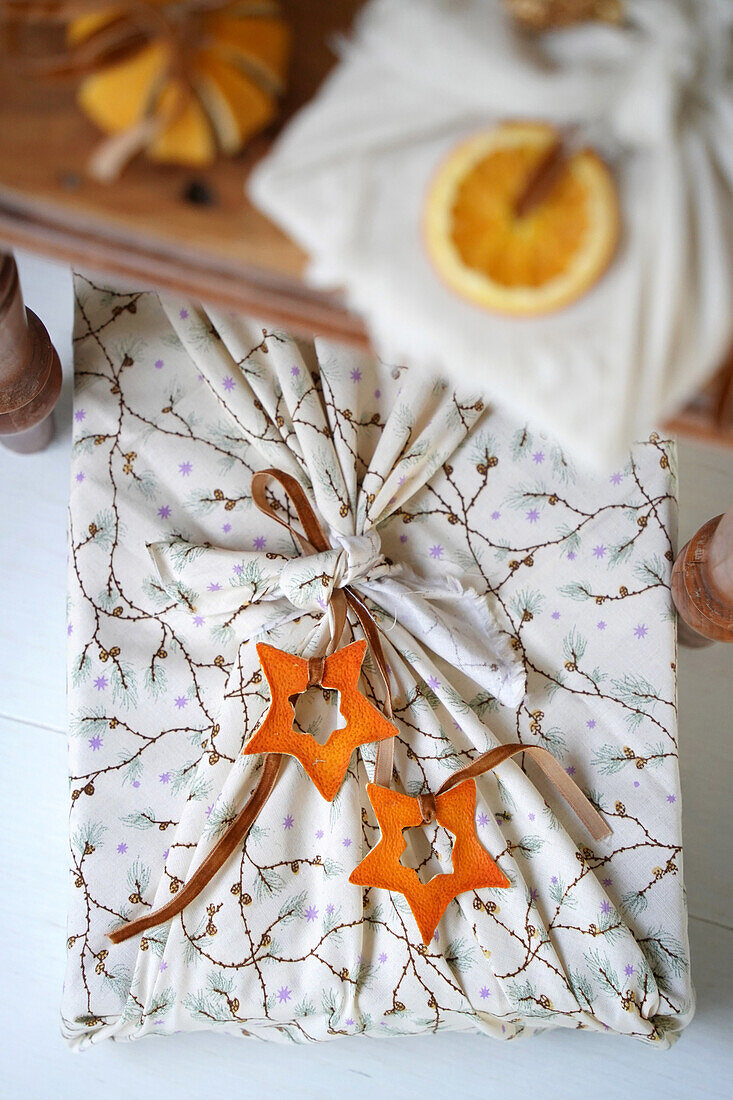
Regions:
[[64, 275, 693, 1050]]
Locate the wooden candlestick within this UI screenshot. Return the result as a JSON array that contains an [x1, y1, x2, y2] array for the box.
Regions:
[[0, 252, 62, 453], [672, 507, 733, 646]]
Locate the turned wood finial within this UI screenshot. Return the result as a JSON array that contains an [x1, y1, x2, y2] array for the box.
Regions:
[[0, 252, 62, 453], [672, 507, 733, 646]]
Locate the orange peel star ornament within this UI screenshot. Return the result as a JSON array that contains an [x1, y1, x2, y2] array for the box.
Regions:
[[349, 781, 511, 944], [243, 640, 397, 802]]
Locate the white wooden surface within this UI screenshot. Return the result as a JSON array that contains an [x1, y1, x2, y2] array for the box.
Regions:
[[1, 252, 732, 1100]]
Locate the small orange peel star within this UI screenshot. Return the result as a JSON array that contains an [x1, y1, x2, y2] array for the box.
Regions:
[[349, 780, 510, 944], [244, 640, 397, 802]]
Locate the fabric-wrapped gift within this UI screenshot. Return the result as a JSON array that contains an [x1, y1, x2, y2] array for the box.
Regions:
[[249, 0, 733, 467], [64, 277, 692, 1049]]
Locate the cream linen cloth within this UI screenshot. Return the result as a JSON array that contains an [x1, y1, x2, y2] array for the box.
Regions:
[[64, 277, 692, 1048], [249, 0, 733, 469]]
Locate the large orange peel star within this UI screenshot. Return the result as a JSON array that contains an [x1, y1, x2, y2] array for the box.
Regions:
[[349, 780, 511, 944], [244, 640, 397, 802]]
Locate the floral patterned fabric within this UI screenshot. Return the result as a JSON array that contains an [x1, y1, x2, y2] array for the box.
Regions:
[[64, 276, 693, 1050]]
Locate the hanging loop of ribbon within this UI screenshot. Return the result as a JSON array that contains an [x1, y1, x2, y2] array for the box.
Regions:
[[109, 468, 397, 944], [436, 742, 610, 842]]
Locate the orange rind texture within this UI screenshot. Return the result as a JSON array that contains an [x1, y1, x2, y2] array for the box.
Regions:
[[350, 780, 510, 944], [244, 640, 397, 802]]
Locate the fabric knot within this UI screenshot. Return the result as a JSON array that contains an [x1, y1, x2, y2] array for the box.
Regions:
[[279, 528, 394, 613]]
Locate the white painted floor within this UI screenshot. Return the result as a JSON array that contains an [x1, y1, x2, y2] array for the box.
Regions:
[[1, 253, 732, 1100]]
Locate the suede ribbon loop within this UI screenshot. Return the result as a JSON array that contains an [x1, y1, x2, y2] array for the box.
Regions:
[[436, 743, 611, 843], [109, 469, 396, 944]]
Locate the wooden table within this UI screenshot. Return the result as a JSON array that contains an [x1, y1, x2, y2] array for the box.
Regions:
[[0, 1, 368, 346], [1, 1, 732, 446]]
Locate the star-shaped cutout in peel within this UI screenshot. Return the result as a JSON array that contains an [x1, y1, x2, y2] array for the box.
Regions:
[[244, 640, 397, 801], [349, 781, 510, 944]]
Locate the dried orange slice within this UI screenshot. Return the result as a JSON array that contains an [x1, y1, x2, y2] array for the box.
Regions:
[[425, 122, 618, 315], [69, 2, 290, 169]]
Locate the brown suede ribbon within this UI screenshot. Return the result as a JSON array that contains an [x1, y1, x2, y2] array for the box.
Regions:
[[109, 469, 609, 945], [433, 743, 611, 842], [109, 468, 395, 944]]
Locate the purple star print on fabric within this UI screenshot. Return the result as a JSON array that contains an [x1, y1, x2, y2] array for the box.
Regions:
[[597, 621, 607, 631], [593, 545, 607, 559], [174, 696, 188, 709], [625, 965, 635, 977], [566, 766, 576, 776], [634, 624, 648, 639], [277, 987, 292, 1004], [253, 536, 267, 550], [528, 813, 535, 821], [221, 524, 231, 533], [491, 511, 501, 520], [428, 675, 441, 692], [477, 812, 489, 827], [193, 615, 204, 627], [479, 987, 491, 999], [529, 888, 539, 901], [305, 906, 318, 923], [315, 829, 324, 839], [342, 838, 352, 848], [117, 842, 127, 854], [379, 952, 387, 964], [610, 472, 623, 485], [207, 582, 221, 592], [290, 365, 300, 376], [350, 367, 362, 382], [233, 564, 242, 575], [75, 472, 85, 483], [532, 451, 544, 464], [600, 900, 611, 915], [222, 376, 235, 392], [160, 961, 167, 972], [88, 735, 103, 751], [326, 904, 334, 915], [158, 505, 171, 519], [429, 545, 444, 560], [552, 611, 560, 620], [345, 1019, 354, 1027], [74, 409, 86, 422], [667, 794, 676, 804], [567, 550, 577, 561], [178, 461, 192, 477], [400, 534, 408, 543], [94, 675, 108, 691], [205, 804, 214, 818], [155, 359, 164, 369], [283, 815, 294, 830], [603, 878, 612, 887], [67, 624, 73, 636], [586, 719, 596, 729], [159, 772, 170, 784], [526, 508, 539, 523], [179, 308, 188, 319]]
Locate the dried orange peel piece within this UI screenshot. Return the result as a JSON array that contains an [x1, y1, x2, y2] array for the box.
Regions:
[[244, 641, 397, 802], [425, 121, 619, 315], [350, 781, 510, 944]]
